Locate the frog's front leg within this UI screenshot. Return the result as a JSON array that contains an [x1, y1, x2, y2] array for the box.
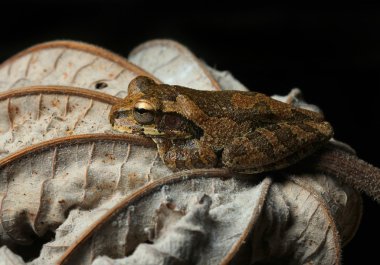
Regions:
[[222, 121, 333, 173], [153, 138, 218, 171]]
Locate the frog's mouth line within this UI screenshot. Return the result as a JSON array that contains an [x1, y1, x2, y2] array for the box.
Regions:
[[112, 124, 166, 136], [112, 125, 138, 134]]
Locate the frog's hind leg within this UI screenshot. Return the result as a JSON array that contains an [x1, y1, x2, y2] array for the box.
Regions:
[[222, 121, 332, 173], [234, 141, 323, 174]]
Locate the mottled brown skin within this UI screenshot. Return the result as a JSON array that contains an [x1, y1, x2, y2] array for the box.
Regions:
[[110, 76, 333, 173]]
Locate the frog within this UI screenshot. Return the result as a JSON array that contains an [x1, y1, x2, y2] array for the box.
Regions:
[[109, 76, 333, 173]]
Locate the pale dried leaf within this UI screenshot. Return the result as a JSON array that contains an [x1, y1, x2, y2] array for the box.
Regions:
[[58, 171, 272, 265], [0, 41, 156, 98], [129, 39, 221, 90], [0, 134, 171, 245], [0, 40, 365, 265], [30, 193, 127, 265], [92, 194, 212, 265], [206, 65, 249, 91], [271, 88, 323, 113], [0, 86, 119, 159], [150, 202, 186, 241], [0, 246, 25, 265], [249, 173, 361, 265], [290, 174, 362, 246]]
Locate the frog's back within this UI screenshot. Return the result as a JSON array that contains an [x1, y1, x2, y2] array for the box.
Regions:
[[170, 86, 324, 125]]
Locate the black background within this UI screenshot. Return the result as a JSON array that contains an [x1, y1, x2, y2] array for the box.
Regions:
[[1, 1, 379, 264]]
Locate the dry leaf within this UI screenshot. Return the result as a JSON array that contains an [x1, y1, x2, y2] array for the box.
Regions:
[[129, 39, 221, 90], [249, 173, 362, 265], [0, 40, 157, 97], [92, 194, 213, 265], [0, 86, 119, 158], [58, 170, 271, 265], [31, 193, 128, 265], [0, 246, 25, 265], [290, 174, 362, 246], [205, 65, 249, 91], [272, 88, 323, 113], [0, 134, 171, 246], [0, 40, 364, 265]]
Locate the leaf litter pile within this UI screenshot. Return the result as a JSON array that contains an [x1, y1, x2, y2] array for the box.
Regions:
[[0, 40, 364, 264]]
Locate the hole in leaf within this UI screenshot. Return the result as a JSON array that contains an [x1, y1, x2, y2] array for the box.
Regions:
[[95, 82, 108, 89]]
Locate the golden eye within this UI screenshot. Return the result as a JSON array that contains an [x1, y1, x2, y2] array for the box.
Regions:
[[133, 101, 155, 125]]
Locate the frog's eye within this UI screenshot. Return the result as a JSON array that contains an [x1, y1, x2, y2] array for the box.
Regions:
[[133, 101, 155, 125]]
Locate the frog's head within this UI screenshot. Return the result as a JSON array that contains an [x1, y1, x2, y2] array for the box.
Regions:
[[110, 76, 202, 139]]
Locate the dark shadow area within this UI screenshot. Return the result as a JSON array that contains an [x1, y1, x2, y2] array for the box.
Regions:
[[8, 231, 55, 262]]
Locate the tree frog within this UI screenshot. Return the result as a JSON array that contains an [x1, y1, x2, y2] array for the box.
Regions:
[[110, 76, 333, 173]]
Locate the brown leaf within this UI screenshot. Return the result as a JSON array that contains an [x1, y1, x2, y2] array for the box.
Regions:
[[0, 40, 157, 97]]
